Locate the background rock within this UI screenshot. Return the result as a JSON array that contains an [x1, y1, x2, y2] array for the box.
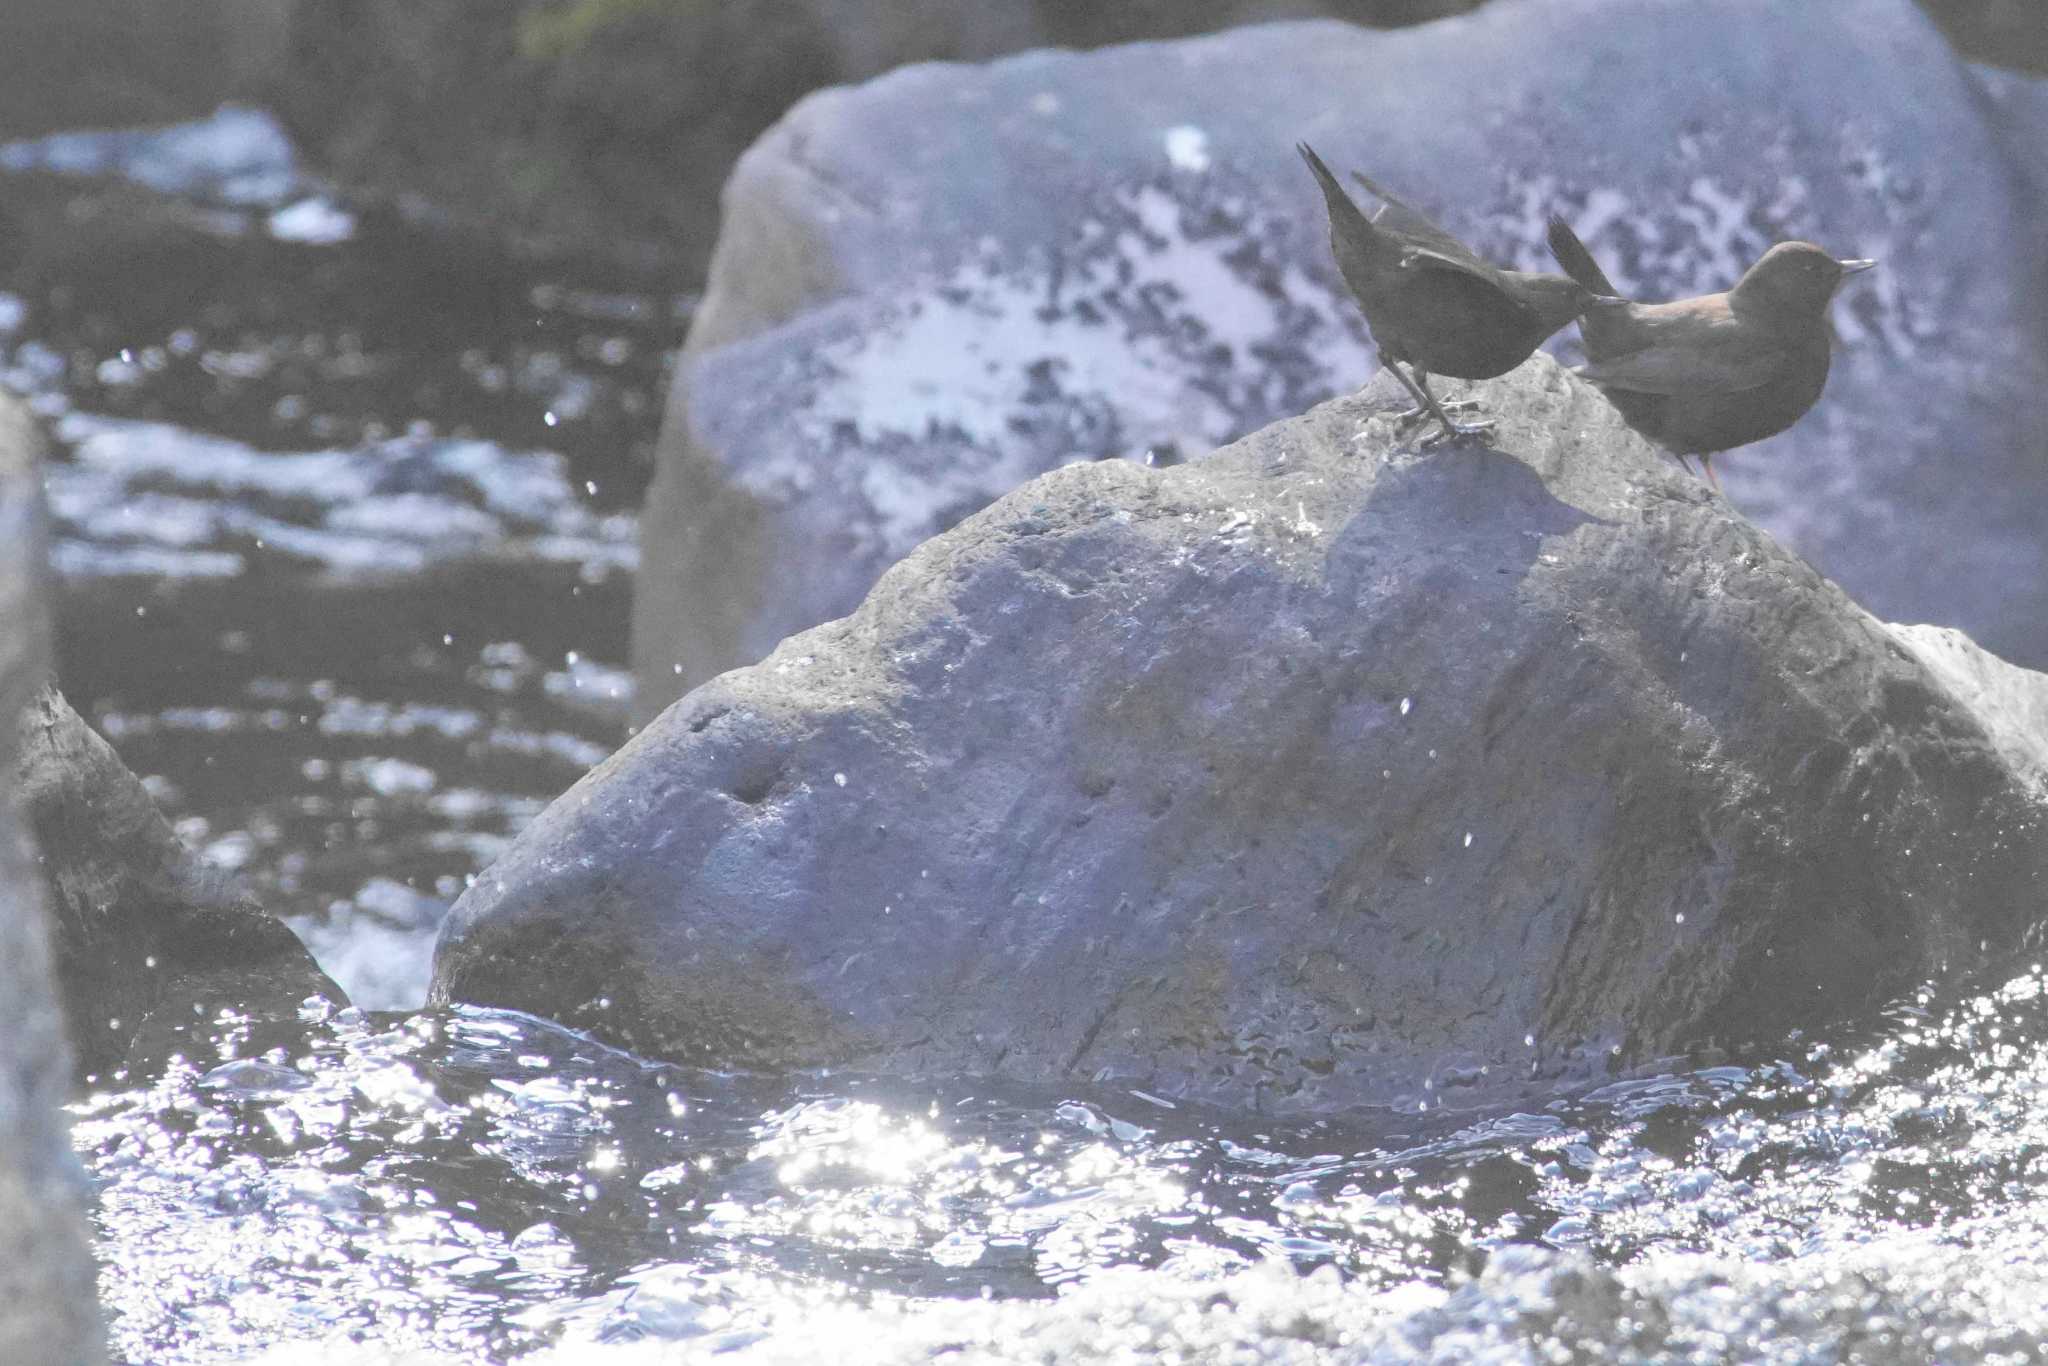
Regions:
[[0, 395, 105, 1360], [269, 0, 1476, 277], [1924, 0, 2048, 73], [632, 0, 2048, 725], [0, 0, 294, 140], [18, 682, 344, 1079], [438, 357, 2048, 1116]]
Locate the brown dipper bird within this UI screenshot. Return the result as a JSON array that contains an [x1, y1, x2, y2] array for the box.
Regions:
[[1545, 218, 1876, 488], [1297, 143, 1589, 444]]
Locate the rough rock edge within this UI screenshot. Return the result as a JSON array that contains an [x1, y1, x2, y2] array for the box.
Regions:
[[17, 682, 344, 1077], [0, 394, 105, 1362]]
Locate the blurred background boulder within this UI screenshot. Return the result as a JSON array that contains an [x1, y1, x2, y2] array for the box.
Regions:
[[1, 1, 2041, 284], [3, 0, 1480, 279], [0, 0, 292, 138], [276, 0, 1486, 274], [630, 0, 2048, 722], [1924, 0, 2048, 73]]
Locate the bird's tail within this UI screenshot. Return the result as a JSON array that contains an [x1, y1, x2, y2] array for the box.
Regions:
[[1545, 216, 1620, 297]]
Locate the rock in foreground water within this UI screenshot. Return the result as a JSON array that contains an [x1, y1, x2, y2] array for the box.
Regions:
[[0, 394, 104, 1361], [633, 0, 2048, 722], [17, 683, 342, 1079], [437, 357, 2048, 1115]]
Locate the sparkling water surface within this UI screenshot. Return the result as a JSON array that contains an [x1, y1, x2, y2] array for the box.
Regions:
[[71, 961, 2048, 1363]]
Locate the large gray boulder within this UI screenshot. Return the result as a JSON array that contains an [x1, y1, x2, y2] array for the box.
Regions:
[[0, 398, 104, 1360], [437, 357, 2048, 1116], [633, 0, 2048, 724]]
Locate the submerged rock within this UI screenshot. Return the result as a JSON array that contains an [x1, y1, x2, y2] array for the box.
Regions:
[[633, 0, 2048, 722], [437, 356, 2048, 1116], [0, 395, 104, 1360], [18, 682, 343, 1078]]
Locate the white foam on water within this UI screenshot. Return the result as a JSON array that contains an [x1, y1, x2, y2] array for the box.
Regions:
[[44, 413, 629, 581], [1163, 125, 1211, 173], [280, 876, 452, 1013], [48, 541, 245, 579], [343, 757, 438, 798], [543, 656, 636, 713], [267, 197, 357, 245], [0, 104, 303, 206]]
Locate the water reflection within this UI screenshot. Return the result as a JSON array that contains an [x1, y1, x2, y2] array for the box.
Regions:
[[66, 952, 2048, 1362]]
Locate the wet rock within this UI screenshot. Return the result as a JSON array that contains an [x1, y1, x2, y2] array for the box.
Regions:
[[633, 0, 2048, 723], [1923, 0, 2048, 74], [437, 356, 2048, 1116], [0, 395, 104, 1360], [17, 681, 342, 1079]]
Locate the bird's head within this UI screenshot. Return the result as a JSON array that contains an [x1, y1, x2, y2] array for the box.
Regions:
[[1730, 242, 1877, 320]]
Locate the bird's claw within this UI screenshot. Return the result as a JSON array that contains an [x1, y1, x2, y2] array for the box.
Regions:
[[1394, 398, 1480, 427], [1417, 417, 1496, 448]]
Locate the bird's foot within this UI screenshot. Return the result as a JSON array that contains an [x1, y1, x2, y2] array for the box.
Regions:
[[1394, 397, 1481, 427], [1417, 416, 1497, 448]]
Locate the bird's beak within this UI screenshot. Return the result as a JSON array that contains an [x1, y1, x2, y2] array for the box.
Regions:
[[1837, 258, 1878, 275]]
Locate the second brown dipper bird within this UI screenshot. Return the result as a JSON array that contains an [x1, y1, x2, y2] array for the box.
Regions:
[[1546, 218, 1876, 488], [1297, 143, 1589, 444]]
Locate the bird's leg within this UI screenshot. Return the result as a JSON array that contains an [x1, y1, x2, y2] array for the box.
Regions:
[[1700, 454, 1721, 491], [1415, 372, 1483, 417], [1384, 362, 1494, 446], [1387, 366, 1483, 430]]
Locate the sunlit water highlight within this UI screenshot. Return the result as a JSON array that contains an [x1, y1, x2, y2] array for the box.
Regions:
[[74, 957, 2048, 1363]]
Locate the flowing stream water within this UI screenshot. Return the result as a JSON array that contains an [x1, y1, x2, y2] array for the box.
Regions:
[[8, 112, 2048, 1365]]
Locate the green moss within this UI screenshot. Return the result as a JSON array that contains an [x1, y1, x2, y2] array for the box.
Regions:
[[516, 0, 707, 61], [500, 143, 576, 209]]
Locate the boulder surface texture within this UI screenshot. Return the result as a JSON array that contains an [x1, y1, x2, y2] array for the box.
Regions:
[[438, 358, 2048, 1116], [633, 0, 2048, 724], [0, 396, 105, 1361]]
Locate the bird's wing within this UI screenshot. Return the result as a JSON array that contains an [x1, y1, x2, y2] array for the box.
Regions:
[[1396, 244, 1501, 282], [1578, 316, 1789, 395], [1348, 170, 1491, 269]]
